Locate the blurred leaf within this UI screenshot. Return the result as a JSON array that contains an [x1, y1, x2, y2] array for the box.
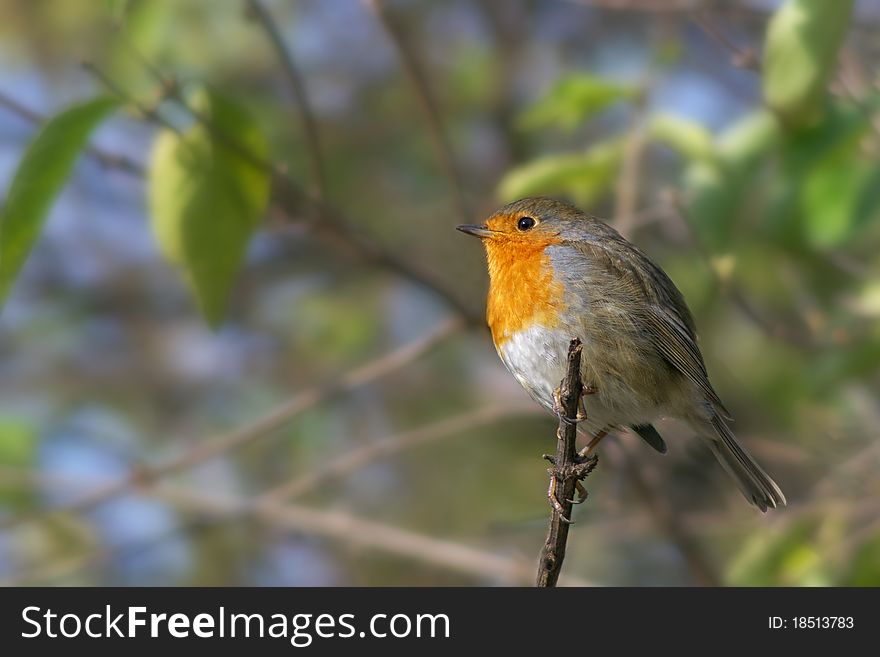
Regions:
[[0, 418, 36, 508], [810, 324, 880, 388], [716, 110, 781, 163], [770, 100, 874, 243], [763, 0, 855, 128], [648, 113, 713, 161], [106, 0, 172, 94], [518, 75, 638, 131], [848, 280, 880, 318], [148, 87, 270, 327], [843, 533, 880, 586], [684, 111, 780, 249], [728, 519, 831, 586], [498, 138, 624, 205], [0, 96, 119, 307], [801, 146, 879, 248], [105, 0, 132, 20]]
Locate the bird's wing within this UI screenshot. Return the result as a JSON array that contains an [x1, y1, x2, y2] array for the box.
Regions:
[[570, 228, 732, 419]]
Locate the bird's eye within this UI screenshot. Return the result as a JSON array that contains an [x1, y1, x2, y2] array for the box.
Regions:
[[517, 216, 536, 231]]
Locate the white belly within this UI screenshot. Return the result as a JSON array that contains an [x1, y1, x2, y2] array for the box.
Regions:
[[497, 325, 662, 433], [497, 325, 566, 412]]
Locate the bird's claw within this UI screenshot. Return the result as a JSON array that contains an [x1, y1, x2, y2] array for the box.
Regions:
[[545, 455, 598, 520], [568, 480, 589, 504], [547, 479, 573, 524], [552, 385, 596, 425]]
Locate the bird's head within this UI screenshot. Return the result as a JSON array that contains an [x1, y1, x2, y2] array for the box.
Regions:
[[456, 197, 593, 249]]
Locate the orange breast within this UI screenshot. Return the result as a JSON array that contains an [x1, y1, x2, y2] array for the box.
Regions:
[[484, 237, 566, 348]]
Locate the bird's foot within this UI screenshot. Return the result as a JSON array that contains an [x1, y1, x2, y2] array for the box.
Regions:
[[552, 386, 592, 425], [542, 453, 599, 522]]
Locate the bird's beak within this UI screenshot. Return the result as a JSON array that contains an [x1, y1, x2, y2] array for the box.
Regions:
[[456, 224, 494, 238]]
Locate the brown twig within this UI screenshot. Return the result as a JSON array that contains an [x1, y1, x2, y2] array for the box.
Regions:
[[244, 0, 328, 202], [363, 0, 472, 223], [0, 469, 593, 586], [258, 404, 530, 506], [536, 338, 598, 587], [613, 83, 649, 238], [692, 12, 760, 71], [164, 486, 596, 586]]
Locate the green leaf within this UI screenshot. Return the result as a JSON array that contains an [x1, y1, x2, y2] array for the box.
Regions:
[[497, 139, 624, 206], [763, 0, 855, 128], [683, 111, 780, 249], [105, 0, 132, 20], [647, 113, 713, 162], [843, 533, 880, 586], [769, 100, 873, 243], [0, 96, 119, 306], [801, 148, 879, 248], [716, 109, 781, 163], [518, 75, 638, 131], [148, 87, 270, 326], [727, 519, 831, 586], [0, 417, 37, 508]]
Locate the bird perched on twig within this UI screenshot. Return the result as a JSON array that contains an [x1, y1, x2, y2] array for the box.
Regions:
[[457, 197, 785, 512]]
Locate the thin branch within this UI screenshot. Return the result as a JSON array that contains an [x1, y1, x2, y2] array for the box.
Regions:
[[536, 338, 598, 587], [0, 317, 462, 532], [258, 404, 531, 506], [0, 470, 593, 586], [613, 85, 649, 238], [161, 485, 597, 586], [363, 0, 472, 223], [692, 12, 760, 71], [0, 89, 144, 177], [564, 0, 704, 11], [244, 0, 328, 202]]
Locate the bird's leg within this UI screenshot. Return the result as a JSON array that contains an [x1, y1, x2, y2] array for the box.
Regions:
[[578, 428, 609, 458], [576, 384, 597, 422]]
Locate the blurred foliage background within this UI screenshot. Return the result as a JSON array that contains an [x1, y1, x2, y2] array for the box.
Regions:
[[0, 0, 879, 587]]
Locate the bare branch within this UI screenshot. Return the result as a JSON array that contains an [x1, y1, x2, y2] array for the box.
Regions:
[[692, 12, 760, 71], [244, 0, 328, 202], [612, 84, 649, 238], [363, 0, 472, 223], [258, 404, 534, 506], [162, 486, 597, 586], [536, 338, 598, 587], [0, 470, 593, 586], [0, 317, 462, 531]]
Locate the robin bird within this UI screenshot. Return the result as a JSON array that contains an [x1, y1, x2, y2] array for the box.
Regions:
[[457, 197, 785, 512]]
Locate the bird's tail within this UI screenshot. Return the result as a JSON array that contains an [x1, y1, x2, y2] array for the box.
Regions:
[[702, 414, 786, 512]]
